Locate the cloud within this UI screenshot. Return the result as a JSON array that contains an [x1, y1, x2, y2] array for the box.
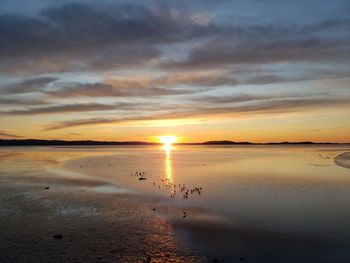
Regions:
[[0, 2, 348, 78], [166, 19, 350, 68], [191, 91, 331, 104], [0, 3, 215, 74], [1, 77, 56, 93], [2, 68, 348, 99], [0, 103, 121, 115], [145, 71, 238, 87], [191, 94, 270, 104], [0, 100, 182, 116], [44, 82, 196, 98], [0, 2, 348, 76], [172, 36, 349, 68], [66, 132, 81, 136], [43, 96, 350, 130], [0, 97, 49, 105], [5, 68, 344, 105], [312, 127, 343, 132], [0, 130, 23, 138], [1, 75, 203, 98]]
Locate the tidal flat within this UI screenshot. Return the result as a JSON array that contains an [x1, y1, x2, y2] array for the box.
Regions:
[[1, 145, 350, 262]]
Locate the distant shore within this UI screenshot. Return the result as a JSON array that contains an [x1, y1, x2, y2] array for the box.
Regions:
[[1, 139, 348, 146]]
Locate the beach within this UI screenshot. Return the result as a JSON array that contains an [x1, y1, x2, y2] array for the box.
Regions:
[[1, 146, 350, 262]]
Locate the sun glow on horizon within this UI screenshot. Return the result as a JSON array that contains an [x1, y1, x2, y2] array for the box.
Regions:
[[159, 135, 177, 147]]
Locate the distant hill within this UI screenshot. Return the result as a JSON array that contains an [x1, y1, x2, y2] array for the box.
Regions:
[[0, 139, 160, 146], [199, 140, 342, 145], [202, 140, 253, 145], [0, 139, 346, 146]]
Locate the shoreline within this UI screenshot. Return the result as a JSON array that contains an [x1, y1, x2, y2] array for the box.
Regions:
[[335, 152, 350, 169]]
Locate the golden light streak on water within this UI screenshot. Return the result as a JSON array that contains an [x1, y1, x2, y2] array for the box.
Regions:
[[163, 145, 173, 183]]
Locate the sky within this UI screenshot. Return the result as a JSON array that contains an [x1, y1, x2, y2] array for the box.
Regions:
[[0, 0, 349, 143]]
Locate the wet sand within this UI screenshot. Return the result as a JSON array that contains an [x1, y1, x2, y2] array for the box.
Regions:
[[0, 173, 205, 262]]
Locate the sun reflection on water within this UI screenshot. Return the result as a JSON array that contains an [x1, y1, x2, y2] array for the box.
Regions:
[[163, 145, 173, 183]]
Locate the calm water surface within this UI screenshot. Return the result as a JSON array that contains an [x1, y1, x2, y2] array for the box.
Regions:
[[1, 145, 350, 261]]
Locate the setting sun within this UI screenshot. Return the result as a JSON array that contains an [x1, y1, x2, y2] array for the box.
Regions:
[[159, 135, 177, 147]]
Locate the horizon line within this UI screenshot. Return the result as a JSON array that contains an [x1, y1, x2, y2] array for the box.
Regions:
[[0, 138, 349, 145]]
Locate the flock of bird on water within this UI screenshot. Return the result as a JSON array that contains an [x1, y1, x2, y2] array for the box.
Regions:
[[131, 171, 203, 200]]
